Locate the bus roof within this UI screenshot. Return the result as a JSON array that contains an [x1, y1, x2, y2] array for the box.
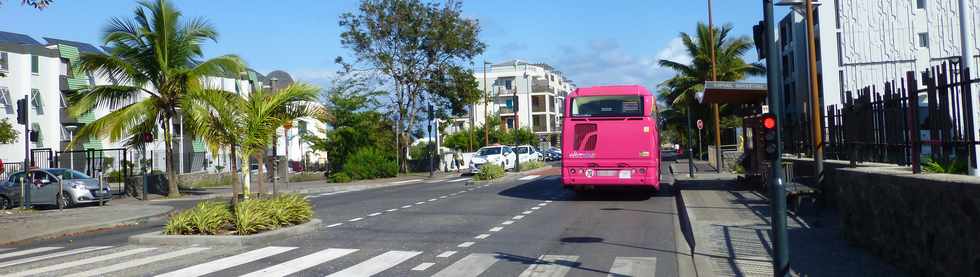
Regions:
[[570, 85, 653, 98]]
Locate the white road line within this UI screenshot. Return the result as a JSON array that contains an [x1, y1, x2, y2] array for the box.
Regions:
[[431, 253, 500, 277], [6, 248, 155, 277], [545, 200, 553, 203], [474, 234, 490, 239], [0, 246, 113, 268], [519, 175, 540, 180], [325, 250, 421, 277], [349, 217, 364, 222], [392, 179, 424, 184], [538, 203, 548, 206], [522, 211, 534, 214], [241, 248, 358, 277], [411, 262, 435, 271], [327, 223, 344, 228], [0, 247, 62, 260], [449, 178, 470, 182], [439, 196, 447, 198], [402, 205, 412, 208], [518, 255, 580, 277], [386, 208, 399, 212], [489, 227, 504, 232], [415, 201, 426, 205], [436, 251, 457, 258], [608, 257, 658, 277], [531, 207, 541, 210], [368, 212, 382, 217], [458, 190, 466, 193], [501, 220, 515, 225], [155, 246, 295, 277], [513, 215, 525, 220], [65, 247, 209, 277], [457, 242, 475, 248], [428, 198, 438, 201]]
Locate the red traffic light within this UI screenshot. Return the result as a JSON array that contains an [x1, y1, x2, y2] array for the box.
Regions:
[[142, 132, 154, 142], [761, 113, 777, 129]]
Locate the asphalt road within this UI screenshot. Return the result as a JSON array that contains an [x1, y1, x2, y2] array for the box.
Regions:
[[0, 164, 680, 277]]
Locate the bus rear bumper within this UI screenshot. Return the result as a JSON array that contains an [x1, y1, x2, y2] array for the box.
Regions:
[[561, 175, 660, 190]]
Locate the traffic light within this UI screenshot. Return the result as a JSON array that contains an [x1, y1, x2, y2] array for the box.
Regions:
[[142, 132, 153, 143], [16, 98, 26, 125], [761, 113, 778, 160], [753, 21, 767, 59]]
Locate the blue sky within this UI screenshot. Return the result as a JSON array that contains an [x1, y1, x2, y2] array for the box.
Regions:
[[1, 0, 784, 90]]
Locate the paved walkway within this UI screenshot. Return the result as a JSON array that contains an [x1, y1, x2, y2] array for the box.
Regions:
[[673, 159, 905, 277]]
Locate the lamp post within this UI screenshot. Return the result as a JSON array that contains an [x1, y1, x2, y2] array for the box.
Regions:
[[483, 61, 492, 147], [763, 0, 790, 275], [282, 120, 292, 196], [269, 77, 279, 196], [708, 0, 723, 173]]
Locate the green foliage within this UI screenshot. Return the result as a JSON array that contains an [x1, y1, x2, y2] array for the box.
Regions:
[[163, 210, 195, 235], [410, 142, 434, 161], [730, 163, 745, 174], [442, 117, 536, 151], [475, 164, 505, 180], [341, 147, 398, 181], [519, 161, 546, 171], [266, 194, 314, 226], [330, 172, 352, 183], [233, 200, 274, 235], [922, 158, 968, 174], [105, 170, 126, 183], [0, 119, 17, 144], [500, 128, 537, 145], [307, 74, 395, 174], [164, 201, 232, 235]]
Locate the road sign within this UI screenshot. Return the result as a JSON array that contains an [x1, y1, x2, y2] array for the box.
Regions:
[[696, 119, 704, 130]]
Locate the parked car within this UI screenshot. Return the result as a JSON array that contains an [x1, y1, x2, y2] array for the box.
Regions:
[[544, 147, 562, 161], [0, 168, 110, 209], [468, 145, 517, 174], [513, 145, 543, 163]]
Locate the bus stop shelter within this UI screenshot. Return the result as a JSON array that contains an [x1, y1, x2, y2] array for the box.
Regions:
[[696, 81, 768, 178]]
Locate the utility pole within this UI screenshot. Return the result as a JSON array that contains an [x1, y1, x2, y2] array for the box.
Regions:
[[763, 0, 790, 275], [959, 0, 980, 176], [804, 0, 826, 185], [484, 61, 491, 147], [687, 103, 695, 178], [19, 95, 31, 208], [269, 78, 278, 196], [428, 105, 435, 178], [708, 0, 723, 173]]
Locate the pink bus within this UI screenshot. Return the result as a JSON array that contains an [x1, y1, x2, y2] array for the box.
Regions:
[[561, 85, 661, 193]]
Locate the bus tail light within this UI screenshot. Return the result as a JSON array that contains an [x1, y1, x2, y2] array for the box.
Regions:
[[569, 168, 577, 174]]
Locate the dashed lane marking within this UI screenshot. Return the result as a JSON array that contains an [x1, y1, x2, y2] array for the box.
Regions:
[[326, 223, 343, 228], [411, 262, 435, 271], [457, 242, 475, 248], [368, 212, 382, 217], [349, 217, 364, 222], [513, 215, 525, 220], [474, 234, 490, 239], [489, 227, 503, 232], [401, 205, 412, 208], [436, 251, 457, 258], [501, 221, 515, 225]]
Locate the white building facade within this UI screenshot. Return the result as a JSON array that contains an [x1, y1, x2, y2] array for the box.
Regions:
[[0, 33, 63, 165], [448, 60, 574, 147]]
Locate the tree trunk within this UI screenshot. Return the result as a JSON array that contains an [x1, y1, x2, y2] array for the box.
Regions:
[[230, 144, 240, 205], [163, 116, 180, 197], [241, 155, 251, 199], [255, 153, 266, 197]]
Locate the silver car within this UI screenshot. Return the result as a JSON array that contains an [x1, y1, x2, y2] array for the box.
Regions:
[[0, 168, 110, 208]]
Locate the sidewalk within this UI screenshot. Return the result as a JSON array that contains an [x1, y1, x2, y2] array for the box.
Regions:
[[673, 159, 905, 277], [0, 203, 173, 245]]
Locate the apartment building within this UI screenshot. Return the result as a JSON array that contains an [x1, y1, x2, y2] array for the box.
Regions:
[[448, 60, 574, 147], [0, 31, 63, 164]]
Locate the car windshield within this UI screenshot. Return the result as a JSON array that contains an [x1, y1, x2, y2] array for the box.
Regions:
[[478, 147, 502, 156], [45, 169, 92, 180], [571, 95, 644, 117], [515, 147, 529, 154]]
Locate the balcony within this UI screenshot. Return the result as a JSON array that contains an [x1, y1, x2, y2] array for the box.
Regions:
[[60, 75, 89, 91], [532, 79, 553, 93]]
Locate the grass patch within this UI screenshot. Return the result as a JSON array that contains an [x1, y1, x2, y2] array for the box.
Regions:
[[163, 194, 314, 236], [289, 172, 326, 182], [518, 161, 546, 171], [475, 164, 505, 181]]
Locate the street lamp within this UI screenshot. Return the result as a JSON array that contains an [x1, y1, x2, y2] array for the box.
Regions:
[[483, 61, 492, 148], [269, 77, 279, 196]]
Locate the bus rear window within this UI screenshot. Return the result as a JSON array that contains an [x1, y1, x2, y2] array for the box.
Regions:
[[571, 96, 643, 117]]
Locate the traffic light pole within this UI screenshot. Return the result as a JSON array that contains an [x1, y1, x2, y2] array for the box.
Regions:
[[763, 0, 790, 275], [20, 95, 31, 208]]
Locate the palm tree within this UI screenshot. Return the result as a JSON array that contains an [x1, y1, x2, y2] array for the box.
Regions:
[[67, 0, 242, 197], [658, 22, 765, 107], [187, 83, 327, 198]]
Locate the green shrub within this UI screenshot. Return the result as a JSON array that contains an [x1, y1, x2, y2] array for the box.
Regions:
[[187, 201, 232, 235], [475, 164, 505, 180], [519, 161, 545, 171], [105, 170, 126, 183], [233, 200, 274, 235], [267, 194, 314, 225], [342, 147, 397, 180], [330, 172, 352, 183], [164, 211, 194, 235], [922, 158, 967, 174]]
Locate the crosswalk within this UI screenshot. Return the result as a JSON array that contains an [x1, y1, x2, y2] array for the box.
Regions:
[[0, 245, 661, 277]]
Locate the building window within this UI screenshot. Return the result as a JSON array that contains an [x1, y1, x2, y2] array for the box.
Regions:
[[60, 58, 71, 77], [31, 55, 39, 74], [918, 32, 929, 48], [0, 52, 8, 72], [917, 0, 926, 9], [503, 79, 513, 90], [31, 89, 43, 114], [31, 122, 43, 147], [0, 87, 12, 114], [298, 120, 308, 135]]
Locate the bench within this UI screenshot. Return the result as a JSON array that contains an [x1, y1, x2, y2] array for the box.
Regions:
[[785, 176, 822, 216]]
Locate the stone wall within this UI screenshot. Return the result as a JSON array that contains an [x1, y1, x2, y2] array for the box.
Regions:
[[835, 166, 980, 276], [783, 157, 893, 208]]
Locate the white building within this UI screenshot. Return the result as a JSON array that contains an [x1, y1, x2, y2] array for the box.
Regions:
[[448, 60, 574, 147], [0, 31, 63, 166]]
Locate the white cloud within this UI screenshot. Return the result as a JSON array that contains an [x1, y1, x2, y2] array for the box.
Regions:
[[546, 38, 691, 91], [656, 37, 691, 65]]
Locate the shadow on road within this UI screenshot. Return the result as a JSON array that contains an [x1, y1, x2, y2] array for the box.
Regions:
[[497, 177, 664, 202], [492, 252, 615, 276]]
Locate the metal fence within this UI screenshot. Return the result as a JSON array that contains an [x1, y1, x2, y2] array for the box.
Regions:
[[813, 61, 979, 173]]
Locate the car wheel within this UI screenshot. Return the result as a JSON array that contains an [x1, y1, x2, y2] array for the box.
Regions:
[[59, 191, 76, 208], [0, 196, 10, 210]]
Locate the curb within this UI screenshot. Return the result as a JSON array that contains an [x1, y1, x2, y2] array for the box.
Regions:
[[466, 165, 555, 186], [150, 175, 463, 203], [0, 205, 175, 246], [129, 218, 322, 247]]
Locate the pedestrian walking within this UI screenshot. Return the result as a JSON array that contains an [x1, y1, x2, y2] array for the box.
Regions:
[[453, 152, 462, 173]]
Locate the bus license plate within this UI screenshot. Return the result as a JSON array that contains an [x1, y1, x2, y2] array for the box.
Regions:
[[618, 170, 632, 179], [597, 170, 616, 177]]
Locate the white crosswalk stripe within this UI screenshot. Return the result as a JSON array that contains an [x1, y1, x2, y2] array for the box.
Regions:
[[64, 247, 209, 277], [155, 246, 296, 277], [4, 247, 156, 277], [518, 255, 579, 277], [608, 257, 657, 277], [0, 246, 113, 268], [241, 248, 358, 277], [0, 246, 61, 260], [325, 250, 421, 277], [431, 253, 500, 277]]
